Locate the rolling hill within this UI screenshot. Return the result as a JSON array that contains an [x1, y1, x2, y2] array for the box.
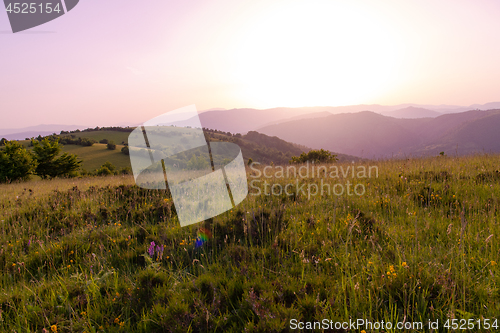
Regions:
[[381, 106, 442, 119], [257, 109, 500, 158], [159, 102, 500, 134], [25, 128, 358, 172]]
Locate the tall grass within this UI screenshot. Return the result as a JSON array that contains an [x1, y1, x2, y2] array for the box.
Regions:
[[0, 154, 499, 332]]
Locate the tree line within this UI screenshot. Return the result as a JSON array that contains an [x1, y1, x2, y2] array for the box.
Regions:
[[0, 138, 81, 182]]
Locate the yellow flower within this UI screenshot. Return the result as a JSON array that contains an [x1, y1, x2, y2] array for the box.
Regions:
[[114, 317, 120, 324], [491, 261, 497, 266], [51, 325, 58, 332], [402, 262, 408, 268], [119, 322, 125, 327]]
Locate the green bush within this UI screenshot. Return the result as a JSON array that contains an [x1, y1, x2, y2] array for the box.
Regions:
[[107, 141, 116, 150], [31, 138, 82, 179], [0, 141, 36, 182], [289, 149, 338, 164]]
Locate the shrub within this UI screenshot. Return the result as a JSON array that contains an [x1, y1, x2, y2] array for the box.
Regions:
[[289, 149, 337, 164], [96, 161, 116, 176], [31, 138, 82, 179], [121, 146, 129, 155], [0, 141, 36, 182], [79, 138, 96, 146], [99, 139, 109, 144], [107, 141, 116, 150], [119, 167, 132, 175]]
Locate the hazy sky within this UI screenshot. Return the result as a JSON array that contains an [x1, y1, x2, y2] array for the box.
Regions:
[[1, 0, 500, 128]]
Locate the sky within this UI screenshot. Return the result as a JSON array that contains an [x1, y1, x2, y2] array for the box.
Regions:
[[1, 0, 500, 128]]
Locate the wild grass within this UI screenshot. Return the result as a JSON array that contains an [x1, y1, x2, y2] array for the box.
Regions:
[[0, 154, 499, 332]]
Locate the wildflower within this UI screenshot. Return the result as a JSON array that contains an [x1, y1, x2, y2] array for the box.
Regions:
[[148, 241, 155, 256], [156, 245, 164, 259], [114, 318, 120, 324], [402, 262, 408, 268], [491, 261, 497, 266], [51, 325, 57, 332]]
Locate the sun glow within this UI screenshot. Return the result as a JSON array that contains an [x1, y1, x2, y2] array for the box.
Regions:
[[230, 1, 402, 108]]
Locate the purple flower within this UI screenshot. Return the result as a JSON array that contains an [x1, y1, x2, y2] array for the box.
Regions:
[[148, 241, 156, 257]]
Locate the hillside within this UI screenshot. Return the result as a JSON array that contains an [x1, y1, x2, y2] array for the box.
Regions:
[[29, 128, 357, 171], [1, 154, 500, 331], [258, 109, 500, 158], [150, 102, 500, 134], [382, 106, 442, 119]]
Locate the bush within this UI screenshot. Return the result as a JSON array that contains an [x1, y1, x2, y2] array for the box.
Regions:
[[289, 149, 337, 164], [119, 167, 132, 175], [0, 141, 36, 182], [96, 162, 116, 176], [107, 141, 116, 150], [31, 138, 82, 179], [96, 166, 113, 176], [79, 138, 96, 146], [121, 146, 129, 155], [99, 139, 109, 144]]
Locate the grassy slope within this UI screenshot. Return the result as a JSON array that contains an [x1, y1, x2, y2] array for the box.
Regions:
[[73, 131, 130, 145], [1, 154, 500, 332], [10, 129, 357, 175], [61, 144, 130, 171]]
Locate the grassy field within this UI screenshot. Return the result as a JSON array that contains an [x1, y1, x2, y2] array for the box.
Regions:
[[0, 154, 499, 332], [73, 131, 130, 145], [61, 144, 130, 172], [15, 140, 131, 172]]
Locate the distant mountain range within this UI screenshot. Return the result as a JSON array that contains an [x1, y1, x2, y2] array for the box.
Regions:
[[0, 124, 85, 140], [3, 102, 500, 159], [380, 106, 442, 119], [257, 109, 500, 158], [164, 102, 500, 134]]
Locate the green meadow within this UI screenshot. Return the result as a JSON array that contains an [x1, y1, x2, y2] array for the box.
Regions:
[[61, 144, 130, 172], [0, 154, 499, 332]]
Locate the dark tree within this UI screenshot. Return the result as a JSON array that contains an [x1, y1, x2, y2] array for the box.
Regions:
[[0, 141, 37, 182], [31, 138, 82, 179]]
